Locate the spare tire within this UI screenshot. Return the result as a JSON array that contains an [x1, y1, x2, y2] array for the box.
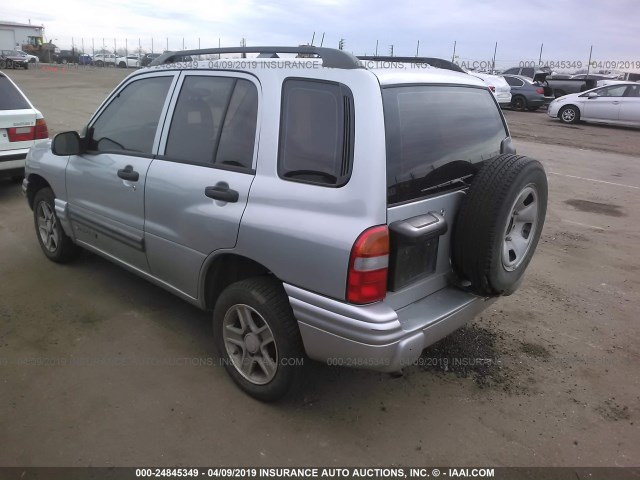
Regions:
[[452, 154, 547, 296]]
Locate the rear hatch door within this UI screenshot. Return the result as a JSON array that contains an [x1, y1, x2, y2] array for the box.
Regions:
[[382, 84, 510, 310]]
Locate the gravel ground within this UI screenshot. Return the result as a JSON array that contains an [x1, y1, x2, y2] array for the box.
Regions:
[[0, 66, 638, 467]]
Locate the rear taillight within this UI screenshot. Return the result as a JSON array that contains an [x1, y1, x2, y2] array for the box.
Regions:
[[35, 118, 48, 139], [536, 87, 545, 94], [346, 226, 389, 304], [7, 118, 48, 142], [489, 86, 496, 92]]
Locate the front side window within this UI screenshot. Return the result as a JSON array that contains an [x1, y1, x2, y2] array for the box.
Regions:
[[164, 76, 258, 169], [90, 76, 173, 154], [383, 85, 508, 204], [278, 79, 354, 186]]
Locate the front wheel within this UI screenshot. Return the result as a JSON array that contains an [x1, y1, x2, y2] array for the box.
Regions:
[[559, 105, 580, 124], [118, 61, 126, 68], [213, 277, 305, 401], [33, 188, 80, 263]]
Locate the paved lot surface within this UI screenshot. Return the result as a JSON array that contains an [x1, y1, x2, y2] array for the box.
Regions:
[[1, 67, 639, 467]]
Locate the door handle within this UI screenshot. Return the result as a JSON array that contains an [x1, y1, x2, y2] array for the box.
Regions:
[[205, 183, 239, 203], [117, 165, 139, 182], [612, 101, 620, 105]]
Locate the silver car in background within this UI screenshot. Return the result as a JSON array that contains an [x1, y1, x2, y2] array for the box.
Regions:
[[548, 82, 640, 126]]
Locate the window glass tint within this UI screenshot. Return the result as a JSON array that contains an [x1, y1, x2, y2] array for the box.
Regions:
[[165, 76, 258, 169], [383, 85, 507, 204], [0, 76, 30, 110], [90, 76, 172, 154], [503, 68, 518, 74], [215, 79, 259, 169], [278, 79, 353, 186], [166, 76, 235, 163], [522, 68, 534, 77], [625, 85, 640, 97], [504, 76, 523, 87], [597, 84, 628, 97]]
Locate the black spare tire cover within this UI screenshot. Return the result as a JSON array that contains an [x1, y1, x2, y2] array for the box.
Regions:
[[452, 154, 548, 296]]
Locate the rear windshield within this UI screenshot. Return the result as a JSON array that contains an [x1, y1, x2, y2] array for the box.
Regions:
[[0, 75, 30, 110], [383, 85, 508, 204]]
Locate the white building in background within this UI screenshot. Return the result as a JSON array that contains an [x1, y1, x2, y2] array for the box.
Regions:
[[0, 20, 45, 50]]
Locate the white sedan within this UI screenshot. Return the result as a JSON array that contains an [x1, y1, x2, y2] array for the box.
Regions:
[[0, 71, 49, 179], [116, 55, 140, 68], [467, 71, 512, 107], [547, 82, 640, 127]]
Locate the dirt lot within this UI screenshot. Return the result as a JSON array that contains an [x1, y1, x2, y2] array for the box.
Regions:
[[1, 66, 639, 467]]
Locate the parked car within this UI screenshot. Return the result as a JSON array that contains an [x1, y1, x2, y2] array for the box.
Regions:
[[503, 74, 555, 111], [93, 54, 117, 67], [0, 50, 30, 69], [547, 82, 640, 126], [503, 66, 552, 80], [116, 55, 141, 68], [0, 72, 49, 179], [23, 46, 547, 401], [53, 49, 80, 64], [15, 49, 39, 63], [140, 53, 162, 66], [78, 54, 92, 66], [467, 70, 512, 107]]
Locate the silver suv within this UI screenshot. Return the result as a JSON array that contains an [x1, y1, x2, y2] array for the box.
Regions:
[[23, 47, 548, 401]]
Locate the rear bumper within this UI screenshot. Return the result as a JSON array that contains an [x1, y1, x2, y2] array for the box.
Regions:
[[285, 283, 497, 372], [0, 150, 28, 173]]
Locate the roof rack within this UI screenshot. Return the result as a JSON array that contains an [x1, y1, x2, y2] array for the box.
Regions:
[[150, 46, 363, 70], [357, 56, 465, 73]]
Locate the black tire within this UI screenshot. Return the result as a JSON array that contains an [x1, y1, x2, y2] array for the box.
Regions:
[[512, 95, 527, 111], [33, 187, 80, 263], [96, 60, 104, 67], [0, 60, 6, 69], [559, 105, 580, 124], [6, 60, 13, 69], [452, 154, 547, 296], [118, 61, 126, 68], [213, 276, 305, 401]]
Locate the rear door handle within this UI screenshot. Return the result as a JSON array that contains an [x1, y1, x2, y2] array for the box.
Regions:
[[205, 183, 239, 203], [117, 165, 139, 182]]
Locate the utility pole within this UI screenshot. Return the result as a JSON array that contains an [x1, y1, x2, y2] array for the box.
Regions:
[[538, 43, 543, 66], [491, 41, 498, 73], [389, 44, 394, 57], [416, 40, 420, 57], [320, 32, 325, 47], [586, 45, 593, 76], [375, 39, 378, 56], [310, 32, 315, 46], [451, 40, 456, 62], [339, 38, 345, 50]]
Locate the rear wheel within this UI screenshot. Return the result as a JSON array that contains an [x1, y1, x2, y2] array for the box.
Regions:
[[0, 60, 6, 68], [33, 188, 80, 263], [6, 60, 13, 69], [452, 154, 547, 296], [95, 60, 104, 67], [213, 276, 305, 401], [512, 95, 527, 111], [118, 61, 126, 68], [559, 105, 580, 124]]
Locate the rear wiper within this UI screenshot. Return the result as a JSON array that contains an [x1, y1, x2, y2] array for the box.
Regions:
[[421, 174, 473, 193]]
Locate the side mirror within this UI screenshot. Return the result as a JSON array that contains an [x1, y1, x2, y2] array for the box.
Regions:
[[51, 131, 83, 156], [587, 92, 599, 99]]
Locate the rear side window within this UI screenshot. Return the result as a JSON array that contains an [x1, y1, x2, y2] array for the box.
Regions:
[[90, 76, 172, 154], [165, 76, 258, 169], [383, 85, 508, 205], [505, 76, 524, 87], [0, 76, 30, 110], [278, 79, 354, 186]]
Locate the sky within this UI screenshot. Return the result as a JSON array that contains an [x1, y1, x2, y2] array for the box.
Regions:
[[3, 0, 639, 70]]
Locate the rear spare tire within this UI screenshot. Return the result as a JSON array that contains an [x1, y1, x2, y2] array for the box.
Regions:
[[452, 154, 547, 296]]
